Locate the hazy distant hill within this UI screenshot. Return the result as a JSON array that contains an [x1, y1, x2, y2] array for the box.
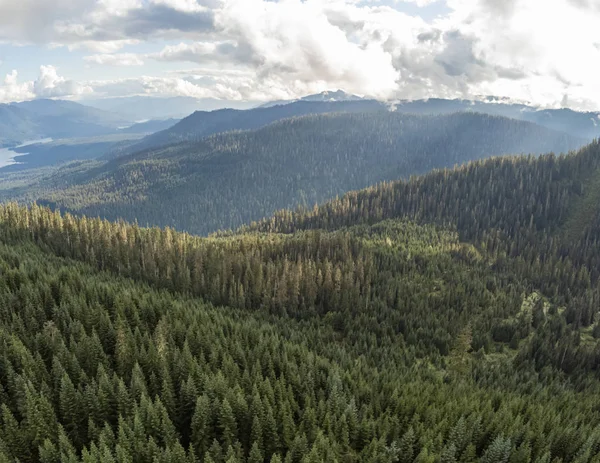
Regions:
[[0, 99, 131, 147], [0, 104, 37, 147], [5, 111, 585, 235], [389, 98, 600, 140], [117, 118, 179, 134], [83, 95, 258, 120], [255, 93, 600, 140]]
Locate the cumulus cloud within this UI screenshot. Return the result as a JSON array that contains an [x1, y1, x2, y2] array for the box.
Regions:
[[150, 42, 222, 63], [1, 0, 600, 109], [0, 71, 34, 103], [89, 75, 218, 100], [162, 0, 409, 99], [53, 5, 213, 44], [0, 66, 92, 103], [443, 0, 600, 108]]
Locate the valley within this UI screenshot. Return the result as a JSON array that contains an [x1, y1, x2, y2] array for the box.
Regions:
[[0, 111, 586, 236], [2, 139, 600, 461], [3, 1, 600, 460], [1, 93, 600, 463]]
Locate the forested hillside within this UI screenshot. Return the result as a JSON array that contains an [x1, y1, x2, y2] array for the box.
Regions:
[[250, 139, 600, 371], [116, 100, 385, 156], [3, 135, 600, 461], [126, 98, 600, 155], [1, 112, 585, 235]]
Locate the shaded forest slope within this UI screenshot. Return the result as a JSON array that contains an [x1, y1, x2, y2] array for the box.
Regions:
[[0, 111, 585, 236]]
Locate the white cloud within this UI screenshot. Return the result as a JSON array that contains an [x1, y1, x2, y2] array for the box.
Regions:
[[150, 41, 220, 63], [84, 53, 145, 66], [0, 65, 92, 103], [34, 65, 93, 98], [88, 75, 219, 99], [0, 0, 599, 109], [397, 0, 441, 5], [0, 71, 34, 103], [149, 0, 210, 13], [442, 0, 600, 109], [157, 0, 409, 99]]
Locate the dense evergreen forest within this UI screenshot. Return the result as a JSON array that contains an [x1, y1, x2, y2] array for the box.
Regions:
[[112, 98, 600, 155], [0, 112, 585, 236], [128, 100, 386, 154], [2, 139, 600, 461]]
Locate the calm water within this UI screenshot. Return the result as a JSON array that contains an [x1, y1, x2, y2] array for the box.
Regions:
[[0, 147, 18, 168], [0, 138, 53, 168]]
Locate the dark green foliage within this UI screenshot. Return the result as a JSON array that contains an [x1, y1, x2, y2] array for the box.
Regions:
[[134, 99, 386, 151], [122, 97, 600, 155], [1, 112, 585, 235], [2, 140, 600, 461]]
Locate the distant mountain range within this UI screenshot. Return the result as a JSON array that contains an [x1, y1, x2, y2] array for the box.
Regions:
[[389, 98, 600, 140], [260, 93, 600, 140], [83, 96, 258, 120], [111, 96, 599, 161], [258, 90, 364, 108], [3, 94, 598, 170]]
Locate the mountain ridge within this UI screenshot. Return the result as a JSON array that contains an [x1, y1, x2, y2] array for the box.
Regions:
[[1, 111, 585, 236], [111, 97, 600, 162], [258, 89, 364, 108]]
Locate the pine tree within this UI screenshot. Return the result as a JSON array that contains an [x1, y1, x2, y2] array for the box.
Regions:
[[219, 399, 238, 450], [399, 426, 416, 463], [447, 325, 473, 378], [248, 441, 264, 463], [250, 415, 263, 454], [481, 436, 512, 463], [191, 396, 212, 456], [59, 373, 82, 446], [39, 439, 60, 463], [263, 407, 279, 457], [0, 404, 28, 461], [439, 443, 457, 463]]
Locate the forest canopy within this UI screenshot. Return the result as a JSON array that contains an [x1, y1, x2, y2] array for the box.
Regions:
[[1, 139, 600, 461]]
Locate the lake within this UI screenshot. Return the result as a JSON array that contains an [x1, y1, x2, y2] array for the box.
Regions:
[[0, 147, 19, 168], [0, 138, 53, 168]]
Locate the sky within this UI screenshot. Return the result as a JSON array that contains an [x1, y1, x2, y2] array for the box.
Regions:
[[0, 0, 599, 110]]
